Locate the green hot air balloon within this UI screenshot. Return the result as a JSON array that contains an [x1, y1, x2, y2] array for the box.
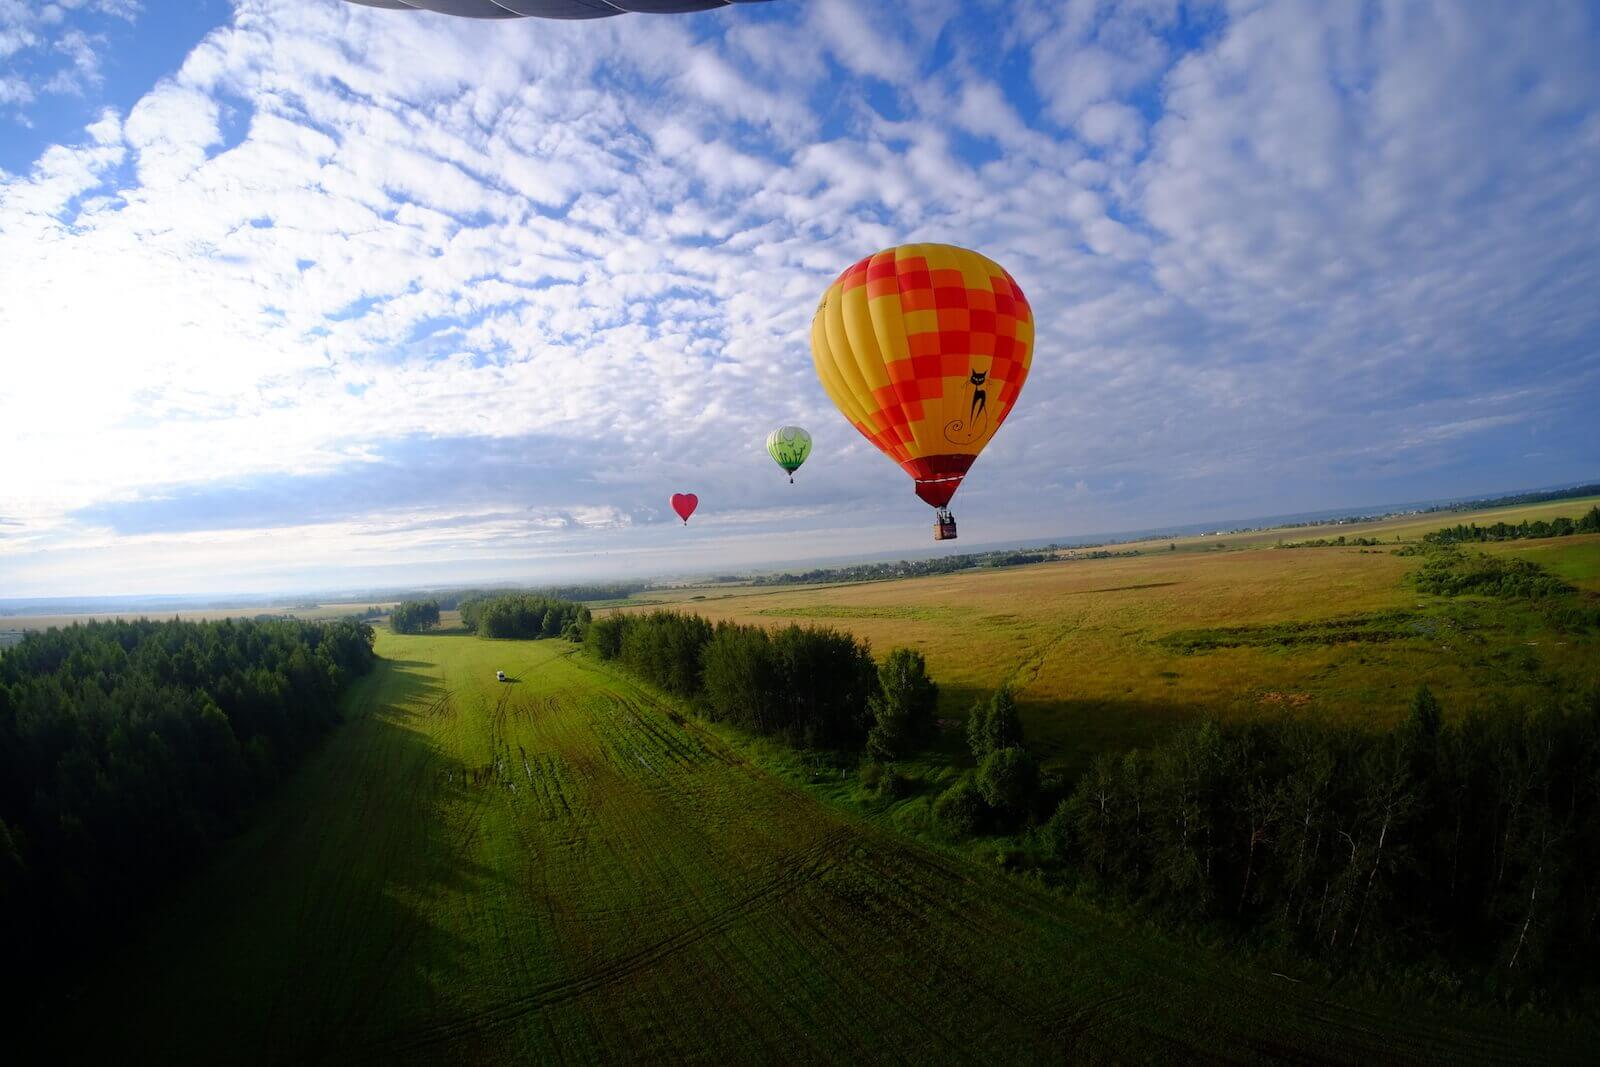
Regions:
[[766, 426, 813, 484]]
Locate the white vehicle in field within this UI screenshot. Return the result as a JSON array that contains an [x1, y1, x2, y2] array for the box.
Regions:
[[496, 671, 507, 682]]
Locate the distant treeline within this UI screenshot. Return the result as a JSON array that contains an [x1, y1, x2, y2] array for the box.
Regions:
[[1421, 483, 1600, 515], [0, 618, 376, 979], [585, 611, 935, 752], [1423, 506, 1600, 546], [389, 599, 440, 634], [1277, 535, 1385, 548], [1043, 687, 1600, 994], [384, 583, 650, 611], [751, 548, 1063, 588], [462, 595, 589, 640]]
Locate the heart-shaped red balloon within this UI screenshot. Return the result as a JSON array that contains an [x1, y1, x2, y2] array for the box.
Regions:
[[671, 493, 698, 524]]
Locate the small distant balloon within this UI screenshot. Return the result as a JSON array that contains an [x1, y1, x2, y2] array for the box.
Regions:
[[342, 1, 769, 21], [671, 493, 698, 524], [765, 426, 812, 484]]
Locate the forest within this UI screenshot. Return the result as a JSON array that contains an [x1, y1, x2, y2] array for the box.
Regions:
[[585, 611, 935, 752], [461, 594, 590, 639], [0, 618, 376, 985], [1038, 687, 1600, 996]]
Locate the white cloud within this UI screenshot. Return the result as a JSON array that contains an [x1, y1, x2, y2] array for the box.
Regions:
[[0, 0, 137, 114], [1, 0, 1597, 595]]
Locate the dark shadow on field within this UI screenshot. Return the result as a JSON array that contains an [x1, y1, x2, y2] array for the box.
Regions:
[[942, 681, 1212, 778], [29, 653, 497, 1067], [1025, 696, 1221, 779]]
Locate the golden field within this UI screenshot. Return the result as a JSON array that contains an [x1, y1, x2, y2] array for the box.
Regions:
[[621, 498, 1600, 774]]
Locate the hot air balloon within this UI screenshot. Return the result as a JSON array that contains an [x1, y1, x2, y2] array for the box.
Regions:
[[343, 1, 767, 20], [810, 243, 1033, 541], [765, 426, 812, 484], [671, 493, 698, 524]]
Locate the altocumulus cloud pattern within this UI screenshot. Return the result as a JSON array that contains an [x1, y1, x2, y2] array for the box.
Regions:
[[346, 0, 765, 18], [0, 0, 1597, 597]]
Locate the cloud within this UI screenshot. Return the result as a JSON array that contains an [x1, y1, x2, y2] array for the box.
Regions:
[[1, 0, 1598, 596], [0, 0, 138, 115]]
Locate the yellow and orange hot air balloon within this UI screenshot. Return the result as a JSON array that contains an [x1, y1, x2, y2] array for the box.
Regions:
[[810, 243, 1034, 540]]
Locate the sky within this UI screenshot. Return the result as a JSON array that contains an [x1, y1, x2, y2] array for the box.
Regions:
[[1, 0, 1598, 598]]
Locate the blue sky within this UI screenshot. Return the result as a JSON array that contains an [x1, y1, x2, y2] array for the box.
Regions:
[[2, 0, 1598, 597]]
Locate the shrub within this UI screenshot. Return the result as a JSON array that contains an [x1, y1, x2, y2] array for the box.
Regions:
[[877, 769, 914, 800], [934, 778, 985, 836], [976, 746, 1038, 819], [1411, 547, 1574, 599], [857, 760, 884, 791]]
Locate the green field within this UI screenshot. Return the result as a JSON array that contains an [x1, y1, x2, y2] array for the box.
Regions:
[[28, 497, 1600, 1060], [32, 630, 1593, 1063]]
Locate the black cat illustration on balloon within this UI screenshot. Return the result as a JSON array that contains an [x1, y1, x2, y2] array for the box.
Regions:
[[943, 368, 989, 445]]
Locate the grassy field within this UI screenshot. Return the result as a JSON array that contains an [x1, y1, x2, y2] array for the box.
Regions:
[[1109, 494, 1600, 553], [623, 500, 1600, 776], [31, 631, 1594, 1063]]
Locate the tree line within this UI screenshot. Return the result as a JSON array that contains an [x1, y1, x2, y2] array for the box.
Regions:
[[1038, 687, 1600, 996], [1422, 506, 1600, 546], [1420, 484, 1600, 515], [1276, 535, 1384, 548], [380, 582, 650, 611], [0, 617, 376, 983], [749, 547, 1065, 588], [584, 611, 937, 752], [389, 599, 441, 634], [462, 594, 590, 640]]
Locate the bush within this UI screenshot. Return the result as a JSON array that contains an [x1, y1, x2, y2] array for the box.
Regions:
[[976, 746, 1038, 819], [1411, 546, 1574, 599], [1041, 799, 1072, 862], [934, 778, 985, 836], [858, 760, 884, 791], [877, 769, 914, 800]]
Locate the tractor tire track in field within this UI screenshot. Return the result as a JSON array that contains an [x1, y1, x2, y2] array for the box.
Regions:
[[255, 648, 1594, 1066], [352, 824, 858, 1062], [1005, 614, 1084, 695]]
